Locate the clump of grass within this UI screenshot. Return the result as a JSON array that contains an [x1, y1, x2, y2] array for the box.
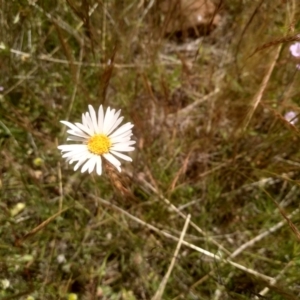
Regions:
[[1, 0, 300, 299]]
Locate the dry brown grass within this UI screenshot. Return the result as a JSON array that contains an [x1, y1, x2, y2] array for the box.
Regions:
[[1, 0, 300, 299]]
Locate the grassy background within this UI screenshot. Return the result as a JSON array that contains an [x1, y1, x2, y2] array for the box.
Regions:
[[1, 0, 300, 299]]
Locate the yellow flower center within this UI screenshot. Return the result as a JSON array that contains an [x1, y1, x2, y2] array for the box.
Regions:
[[87, 134, 111, 155]]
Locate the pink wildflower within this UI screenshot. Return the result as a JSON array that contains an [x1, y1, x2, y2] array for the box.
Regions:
[[290, 42, 300, 58], [284, 111, 298, 125]]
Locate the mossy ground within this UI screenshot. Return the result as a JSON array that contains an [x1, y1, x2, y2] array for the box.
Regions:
[[1, 1, 300, 299]]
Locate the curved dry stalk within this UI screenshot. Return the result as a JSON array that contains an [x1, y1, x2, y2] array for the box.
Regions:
[[152, 214, 191, 300], [93, 195, 274, 284], [243, 43, 282, 130], [133, 172, 232, 255]]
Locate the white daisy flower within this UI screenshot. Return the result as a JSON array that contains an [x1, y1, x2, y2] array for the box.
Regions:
[[58, 105, 135, 175]]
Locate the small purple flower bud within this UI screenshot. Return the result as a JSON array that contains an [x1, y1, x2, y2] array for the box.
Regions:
[[284, 111, 298, 125], [290, 42, 300, 58]]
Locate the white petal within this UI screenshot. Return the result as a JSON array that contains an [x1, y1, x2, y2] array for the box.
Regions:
[[70, 151, 93, 163], [88, 105, 99, 133], [61, 121, 85, 133], [82, 113, 88, 128], [69, 156, 80, 164], [96, 156, 102, 175], [103, 153, 121, 172], [67, 136, 87, 142], [65, 157, 72, 163], [107, 116, 124, 136], [62, 149, 90, 159], [67, 129, 89, 139], [98, 105, 104, 133], [75, 122, 93, 136], [123, 140, 136, 145], [85, 112, 94, 132], [109, 122, 134, 138], [81, 158, 93, 174], [103, 107, 114, 134], [88, 155, 97, 173], [58, 144, 87, 151], [74, 158, 88, 171], [64, 150, 90, 159], [102, 106, 110, 133], [110, 150, 133, 162], [112, 140, 136, 148], [111, 133, 133, 144], [106, 110, 122, 135], [110, 145, 135, 152], [114, 130, 133, 137], [110, 135, 132, 144]]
